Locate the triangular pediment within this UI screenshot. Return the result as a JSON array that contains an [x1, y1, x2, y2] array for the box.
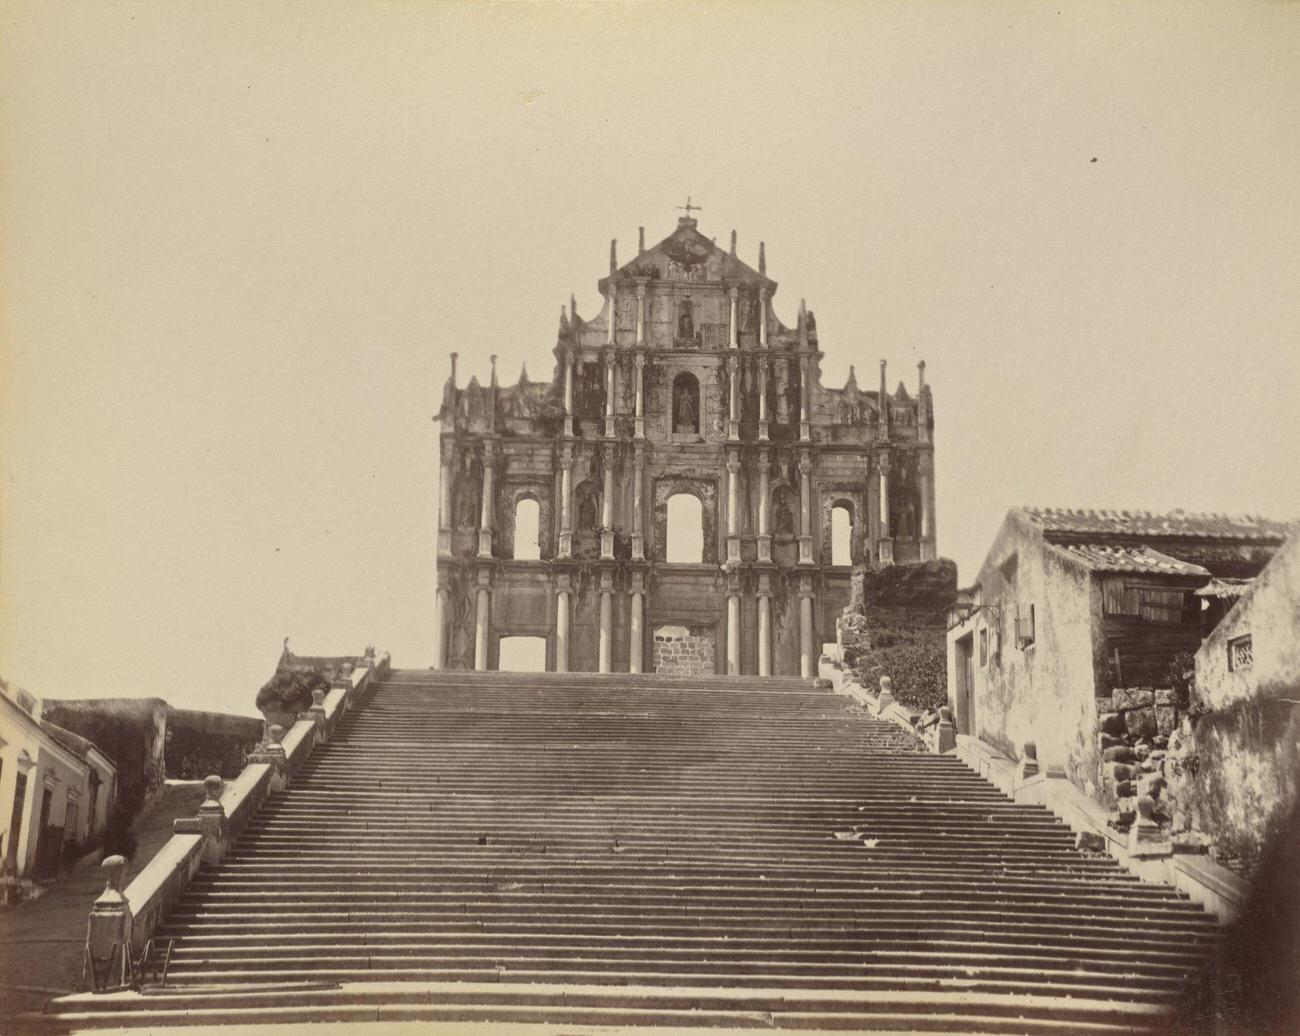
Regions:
[[599, 219, 776, 291]]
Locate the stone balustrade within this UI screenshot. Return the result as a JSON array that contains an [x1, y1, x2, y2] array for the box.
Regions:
[[84, 653, 389, 985]]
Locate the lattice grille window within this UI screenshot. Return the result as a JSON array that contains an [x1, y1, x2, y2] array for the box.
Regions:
[[1228, 634, 1253, 672]]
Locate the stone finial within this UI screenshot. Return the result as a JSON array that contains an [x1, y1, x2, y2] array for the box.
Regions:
[[570, 294, 577, 322], [268, 724, 284, 745], [638, 226, 645, 253], [489, 354, 498, 387], [450, 352, 458, 388], [730, 229, 737, 255], [758, 240, 766, 275], [311, 688, 326, 707], [610, 238, 617, 273], [918, 359, 926, 393], [99, 855, 127, 900], [202, 775, 224, 806], [876, 676, 896, 712]]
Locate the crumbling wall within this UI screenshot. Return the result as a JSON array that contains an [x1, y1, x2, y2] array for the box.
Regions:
[[165, 709, 262, 780], [838, 559, 957, 711]]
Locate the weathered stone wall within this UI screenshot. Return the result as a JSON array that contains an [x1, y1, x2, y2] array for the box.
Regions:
[[1189, 533, 1300, 869], [164, 709, 263, 780], [41, 698, 167, 816], [945, 513, 1104, 794], [839, 560, 956, 712], [653, 624, 716, 675]]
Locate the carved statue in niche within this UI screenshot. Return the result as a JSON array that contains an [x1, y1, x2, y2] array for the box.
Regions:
[[577, 489, 598, 531], [677, 298, 695, 341], [774, 491, 794, 536], [457, 463, 481, 528], [776, 385, 791, 424], [672, 372, 700, 433], [897, 496, 917, 539]]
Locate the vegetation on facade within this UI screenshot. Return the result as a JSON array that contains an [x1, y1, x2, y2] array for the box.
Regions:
[[840, 559, 957, 711], [255, 667, 330, 716]]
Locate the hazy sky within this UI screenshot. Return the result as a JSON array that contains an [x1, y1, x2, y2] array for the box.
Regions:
[[2, 2, 1297, 715]]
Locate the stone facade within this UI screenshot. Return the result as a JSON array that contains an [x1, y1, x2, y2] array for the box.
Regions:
[[434, 214, 938, 676], [652, 625, 716, 676]]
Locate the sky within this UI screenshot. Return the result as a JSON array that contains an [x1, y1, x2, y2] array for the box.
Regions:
[[2, 1, 1297, 716]]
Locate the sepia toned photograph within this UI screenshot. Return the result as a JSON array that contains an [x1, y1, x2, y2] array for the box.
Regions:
[[1, 2, 1297, 1034]]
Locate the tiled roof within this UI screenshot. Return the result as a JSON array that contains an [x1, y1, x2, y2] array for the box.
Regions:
[[1194, 577, 1254, 600], [40, 719, 97, 760], [1022, 507, 1291, 542], [1049, 543, 1211, 577]]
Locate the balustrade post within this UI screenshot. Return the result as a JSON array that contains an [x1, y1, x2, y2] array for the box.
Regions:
[[85, 855, 132, 991]]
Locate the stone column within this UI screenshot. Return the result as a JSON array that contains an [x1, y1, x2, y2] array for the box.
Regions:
[[631, 445, 645, 560], [604, 353, 616, 439], [598, 582, 613, 674], [799, 582, 815, 679], [726, 591, 741, 676], [601, 457, 615, 560], [799, 357, 811, 441], [433, 584, 449, 669], [477, 452, 494, 558], [728, 285, 739, 349], [474, 581, 491, 671], [629, 583, 644, 673], [635, 282, 646, 346], [606, 287, 616, 346], [438, 445, 453, 555], [757, 357, 769, 441], [919, 453, 935, 561], [727, 356, 740, 441], [555, 578, 571, 673], [756, 582, 772, 678], [758, 288, 769, 349], [634, 355, 645, 439], [563, 350, 574, 433], [757, 448, 771, 562], [798, 454, 814, 565], [726, 452, 740, 563], [877, 451, 894, 565], [558, 447, 573, 558]]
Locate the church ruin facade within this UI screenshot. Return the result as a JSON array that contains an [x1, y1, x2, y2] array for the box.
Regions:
[[433, 212, 937, 676]]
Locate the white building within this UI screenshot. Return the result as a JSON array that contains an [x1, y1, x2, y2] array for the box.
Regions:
[[1, 678, 117, 879]]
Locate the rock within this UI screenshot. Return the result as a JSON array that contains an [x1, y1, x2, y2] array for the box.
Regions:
[[1103, 746, 1137, 763], [1124, 708, 1157, 738], [1155, 687, 1176, 705], [1100, 713, 1127, 736], [1113, 687, 1155, 710], [1099, 733, 1125, 750], [1115, 780, 1136, 798], [1076, 831, 1106, 852], [1094, 695, 1114, 713], [1155, 705, 1178, 735], [1108, 763, 1141, 781]]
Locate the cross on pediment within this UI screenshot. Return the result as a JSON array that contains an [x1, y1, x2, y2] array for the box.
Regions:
[[677, 196, 702, 218]]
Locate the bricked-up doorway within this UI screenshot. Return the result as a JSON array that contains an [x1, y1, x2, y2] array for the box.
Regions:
[[653, 624, 716, 675], [498, 635, 547, 673], [954, 633, 975, 734]]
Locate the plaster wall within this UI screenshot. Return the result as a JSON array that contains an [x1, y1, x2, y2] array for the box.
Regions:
[[1191, 533, 1300, 859], [947, 515, 1103, 792]]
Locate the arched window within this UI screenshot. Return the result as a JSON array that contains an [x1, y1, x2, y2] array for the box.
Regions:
[[513, 497, 540, 560], [498, 636, 547, 672], [831, 503, 853, 566], [672, 372, 700, 434], [666, 493, 704, 563]]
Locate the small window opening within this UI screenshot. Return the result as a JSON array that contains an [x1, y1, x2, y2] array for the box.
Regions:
[[830, 504, 853, 566], [512, 497, 540, 560]]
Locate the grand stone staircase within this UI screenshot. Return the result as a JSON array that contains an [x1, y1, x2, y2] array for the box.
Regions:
[[48, 669, 1217, 1032]]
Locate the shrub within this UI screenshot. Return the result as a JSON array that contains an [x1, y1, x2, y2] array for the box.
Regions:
[[100, 806, 138, 862], [255, 667, 330, 715]]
